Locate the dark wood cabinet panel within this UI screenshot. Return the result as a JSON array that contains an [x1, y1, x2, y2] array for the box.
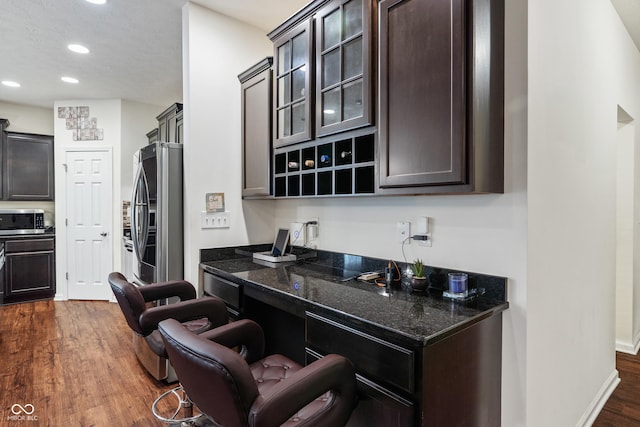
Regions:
[[378, 0, 504, 194], [239, 58, 273, 198], [4, 237, 56, 304], [4, 132, 54, 201], [306, 312, 415, 393], [176, 110, 184, 144], [421, 313, 502, 426], [379, 0, 466, 188]]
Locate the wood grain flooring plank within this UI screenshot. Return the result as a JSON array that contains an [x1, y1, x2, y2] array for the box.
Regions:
[[594, 350, 640, 426], [0, 300, 172, 426]]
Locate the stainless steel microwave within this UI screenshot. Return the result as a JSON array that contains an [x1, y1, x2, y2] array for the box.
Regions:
[[0, 209, 46, 235]]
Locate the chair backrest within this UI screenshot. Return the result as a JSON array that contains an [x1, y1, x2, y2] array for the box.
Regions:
[[159, 318, 260, 427], [108, 272, 147, 336]]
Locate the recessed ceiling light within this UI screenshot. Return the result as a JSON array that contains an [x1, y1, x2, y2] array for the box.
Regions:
[[61, 77, 79, 84], [1, 81, 20, 88], [68, 44, 90, 54], [85, 0, 107, 4]]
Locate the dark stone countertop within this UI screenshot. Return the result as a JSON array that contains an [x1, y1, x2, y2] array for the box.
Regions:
[[200, 246, 508, 348]]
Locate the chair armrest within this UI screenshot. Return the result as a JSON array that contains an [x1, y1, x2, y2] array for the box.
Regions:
[[249, 354, 357, 427], [138, 280, 196, 303], [139, 297, 228, 335], [198, 319, 265, 364]]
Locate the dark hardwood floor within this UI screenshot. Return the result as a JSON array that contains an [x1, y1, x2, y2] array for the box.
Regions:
[[594, 351, 640, 426], [0, 300, 173, 426]]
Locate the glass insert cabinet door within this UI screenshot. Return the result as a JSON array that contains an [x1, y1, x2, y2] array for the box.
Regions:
[[273, 19, 313, 147], [315, 0, 372, 136]]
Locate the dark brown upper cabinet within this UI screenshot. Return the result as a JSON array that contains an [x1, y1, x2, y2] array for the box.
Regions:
[[315, 0, 373, 137], [239, 58, 273, 198], [4, 132, 54, 201], [156, 103, 183, 143], [271, 19, 313, 148], [378, 0, 504, 194]]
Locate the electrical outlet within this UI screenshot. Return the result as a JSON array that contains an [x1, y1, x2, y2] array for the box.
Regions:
[[397, 221, 410, 243], [307, 217, 319, 240]]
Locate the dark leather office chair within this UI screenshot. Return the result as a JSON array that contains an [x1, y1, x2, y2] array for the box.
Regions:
[[109, 272, 230, 425], [159, 317, 358, 427], [107, 272, 228, 382]]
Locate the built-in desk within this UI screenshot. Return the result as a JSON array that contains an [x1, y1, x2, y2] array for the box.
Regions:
[[199, 246, 508, 427]]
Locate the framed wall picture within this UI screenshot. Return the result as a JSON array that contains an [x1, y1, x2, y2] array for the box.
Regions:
[[206, 193, 225, 213]]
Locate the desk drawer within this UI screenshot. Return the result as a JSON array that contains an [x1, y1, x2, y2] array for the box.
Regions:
[[203, 273, 241, 311], [306, 312, 415, 393]]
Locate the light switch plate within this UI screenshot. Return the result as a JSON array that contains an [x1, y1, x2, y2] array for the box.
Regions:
[[201, 211, 230, 229]]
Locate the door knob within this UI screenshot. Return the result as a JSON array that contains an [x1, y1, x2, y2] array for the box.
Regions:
[[100, 232, 108, 237]]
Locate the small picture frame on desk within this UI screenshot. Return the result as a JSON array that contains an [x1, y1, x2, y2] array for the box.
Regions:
[[206, 193, 225, 213]]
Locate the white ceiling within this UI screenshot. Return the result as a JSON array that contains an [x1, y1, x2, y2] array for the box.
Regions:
[[611, 0, 640, 49], [0, 0, 307, 109], [0, 0, 638, 110]]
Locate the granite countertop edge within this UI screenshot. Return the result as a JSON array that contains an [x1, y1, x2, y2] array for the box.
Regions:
[[199, 248, 508, 348]]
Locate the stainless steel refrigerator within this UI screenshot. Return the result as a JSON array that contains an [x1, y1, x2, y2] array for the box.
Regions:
[[131, 142, 183, 287]]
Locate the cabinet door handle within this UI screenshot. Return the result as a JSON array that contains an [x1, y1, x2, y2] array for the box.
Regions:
[[100, 232, 108, 237]]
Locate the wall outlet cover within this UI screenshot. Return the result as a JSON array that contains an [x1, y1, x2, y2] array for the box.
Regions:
[[290, 222, 306, 246]]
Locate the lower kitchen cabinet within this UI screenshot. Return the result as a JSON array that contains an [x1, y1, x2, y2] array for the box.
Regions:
[[201, 265, 504, 427], [4, 237, 55, 304]]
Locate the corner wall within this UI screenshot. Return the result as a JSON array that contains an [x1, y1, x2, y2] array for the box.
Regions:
[[527, 0, 640, 425], [182, 3, 276, 286]]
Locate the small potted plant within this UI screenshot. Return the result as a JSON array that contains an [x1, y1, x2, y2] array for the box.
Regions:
[[410, 259, 428, 291]]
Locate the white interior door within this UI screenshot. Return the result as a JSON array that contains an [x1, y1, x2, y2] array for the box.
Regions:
[[66, 149, 113, 300]]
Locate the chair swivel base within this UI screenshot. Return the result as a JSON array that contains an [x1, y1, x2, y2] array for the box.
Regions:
[[151, 385, 214, 426]]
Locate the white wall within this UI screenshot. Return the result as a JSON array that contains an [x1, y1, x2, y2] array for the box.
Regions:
[[616, 115, 635, 352], [527, 0, 640, 425], [53, 99, 160, 297], [182, 3, 275, 285], [53, 99, 122, 300], [0, 101, 53, 134]]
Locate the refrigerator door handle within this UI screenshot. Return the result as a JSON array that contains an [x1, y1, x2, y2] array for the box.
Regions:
[[131, 162, 148, 264]]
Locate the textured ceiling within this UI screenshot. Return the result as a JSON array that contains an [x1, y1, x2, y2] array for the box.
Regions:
[[0, 0, 307, 109], [1, 0, 638, 110]]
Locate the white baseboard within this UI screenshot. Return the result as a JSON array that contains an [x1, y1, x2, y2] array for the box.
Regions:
[[577, 369, 620, 426], [615, 331, 640, 355]]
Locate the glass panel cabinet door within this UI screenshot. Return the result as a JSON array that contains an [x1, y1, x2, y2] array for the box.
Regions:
[[273, 19, 312, 147], [316, 0, 372, 137]]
